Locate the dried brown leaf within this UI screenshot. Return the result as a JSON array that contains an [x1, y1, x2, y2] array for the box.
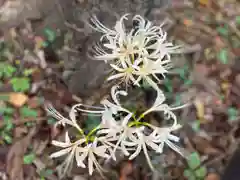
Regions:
[[8, 93, 28, 108], [6, 127, 36, 180], [205, 173, 220, 180], [193, 136, 221, 155]]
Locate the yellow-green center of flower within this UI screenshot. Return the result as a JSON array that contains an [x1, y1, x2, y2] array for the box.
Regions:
[[127, 113, 151, 128]]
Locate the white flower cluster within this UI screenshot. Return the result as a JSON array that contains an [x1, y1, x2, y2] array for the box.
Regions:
[[47, 86, 184, 177], [89, 14, 182, 88], [47, 14, 186, 177]]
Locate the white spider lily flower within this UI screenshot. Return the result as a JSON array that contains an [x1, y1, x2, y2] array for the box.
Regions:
[[46, 104, 82, 132], [112, 126, 139, 156], [134, 16, 182, 61], [89, 16, 116, 37], [69, 85, 134, 134], [73, 85, 131, 116], [107, 63, 139, 86], [95, 105, 136, 158], [107, 50, 173, 88], [141, 87, 167, 115], [90, 14, 181, 62], [132, 16, 177, 60], [50, 132, 86, 177], [133, 15, 164, 36], [97, 86, 134, 142], [97, 134, 119, 161], [51, 132, 111, 176], [50, 132, 85, 159], [121, 126, 158, 170], [141, 86, 188, 123], [133, 57, 172, 86], [89, 14, 128, 39], [99, 31, 140, 62], [73, 86, 131, 116], [75, 138, 110, 175], [97, 109, 134, 161], [149, 122, 183, 156], [152, 48, 182, 65], [141, 86, 189, 123], [92, 14, 150, 63], [99, 109, 118, 129], [90, 14, 133, 61], [98, 108, 132, 137], [89, 14, 183, 89], [100, 85, 132, 115], [147, 39, 183, 61]]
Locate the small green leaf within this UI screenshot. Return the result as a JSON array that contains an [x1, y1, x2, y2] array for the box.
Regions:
[[40, 169, 53, 177], [42, 41, 49, 48], [20, 107, 38, 118], [217, 26, 228, 36], [5, 108, 14, 114], [47, 118, 57, 125], [187, 152, 201, 170], [184, 79, 192, 86], [0, 69, 3, 78], [220, 94, 225, 101], [174, 65, 189, 79], [0, 107, 14, 115], [177, 69, 186, 79], [3, 116, 13, 131], [141, 79, 151, 89], [23, 153, 35, 164], [232, 36, 240, 48], [174, 94, 181, 106], [23, 69, 34, 76], [5, 65, 17, 78], [191, 120, 201, 132], [228, 107, 238, 121], [25, 122, 35, 127], [163, 78, 173, 92], [44, 28, 56, 42], [0, 94, 9, 101], [236, 16, 240, 24], [0, 63, 16, 78], [195, 166, 207, 178], [3, 134, 12, 144], [184, 169, 192, 177], [217, 49, 228, 64], [184, 169, 196, 180], [10, 77, 30, 92]]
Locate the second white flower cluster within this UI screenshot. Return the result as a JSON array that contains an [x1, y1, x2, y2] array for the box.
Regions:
[[47, 86, 183, 176]]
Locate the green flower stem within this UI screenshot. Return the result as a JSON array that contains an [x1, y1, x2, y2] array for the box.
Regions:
[[128, 121, 151, 128], [131, 54, 135, 63], [136, 114, 145, 121], [79, 112, 151, 143], [86, 125, 100, 143], [78, 129, 85, 137]]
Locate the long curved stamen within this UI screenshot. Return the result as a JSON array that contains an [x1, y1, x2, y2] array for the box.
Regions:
[[89, 15, 116, 35], [142, 143, 154, 171], [45, 104, 66, 121], [75, 104, 105, 114]]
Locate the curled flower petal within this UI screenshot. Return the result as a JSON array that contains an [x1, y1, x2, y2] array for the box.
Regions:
[[50, 147, 72, 158]]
